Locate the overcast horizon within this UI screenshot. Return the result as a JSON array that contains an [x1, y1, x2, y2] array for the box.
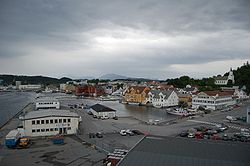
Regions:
[[1, 0, 250, 80]]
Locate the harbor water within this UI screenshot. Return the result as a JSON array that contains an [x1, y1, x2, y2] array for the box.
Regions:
[[0, 91, 36, 127]]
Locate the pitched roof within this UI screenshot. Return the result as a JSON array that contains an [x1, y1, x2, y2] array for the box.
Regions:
[[149, 90, 174, 99], [199, 91, 232, 97], [118, 136, 250, 166], [214, 76, 228, 80], [90, 104, 116, 112], [128, 86, 148, 94]]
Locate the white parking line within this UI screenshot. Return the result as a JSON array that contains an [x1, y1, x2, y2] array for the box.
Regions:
[[187, 120, 218, 126], [188, 120, 244, 131]]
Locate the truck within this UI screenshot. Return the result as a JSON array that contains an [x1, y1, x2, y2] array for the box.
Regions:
[[51, 135, 64, 144], [5, 129, 21, 148]]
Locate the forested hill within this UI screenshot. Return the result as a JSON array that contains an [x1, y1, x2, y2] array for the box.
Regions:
[[166, 62, 250, 94], [0, 75, 72, 85], [233, 62, 250, 94]]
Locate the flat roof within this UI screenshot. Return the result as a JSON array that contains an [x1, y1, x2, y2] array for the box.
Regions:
[[21, 109, 79, 120], [36, 97, 59, 103], [118, 136, 250, 166], [91, 104, 116, 112]]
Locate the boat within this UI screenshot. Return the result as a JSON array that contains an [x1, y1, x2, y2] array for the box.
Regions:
[[167, 108, 189, 116], [127, 102, 140, 106]]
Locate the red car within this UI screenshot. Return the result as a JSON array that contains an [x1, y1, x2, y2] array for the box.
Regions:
[[195, 132, 204, 139]]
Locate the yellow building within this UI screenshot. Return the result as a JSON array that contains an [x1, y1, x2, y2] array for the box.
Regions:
[[124, 86, 150, 104], [178, 93, 192, 106]]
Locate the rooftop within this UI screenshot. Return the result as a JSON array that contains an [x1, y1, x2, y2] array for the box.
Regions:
[[196, 91, 232, 97], [21, 109, 79, 120], [118, 136, 250, 166], [90, 104, 116, 112], [214, 76, 228, 80], [36, 97, 59, 103]]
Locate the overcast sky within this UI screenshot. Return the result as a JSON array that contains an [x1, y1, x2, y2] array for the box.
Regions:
[[0, 0, 250, 79]]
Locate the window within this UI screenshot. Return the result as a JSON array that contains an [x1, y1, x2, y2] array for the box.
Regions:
[[41, 129, 45, 132], [50, 128, 54, 131], [68, 119, 71, 123], [32, 129, 36, 133], [63, 119, 66, 123], [32, 120, 35, 125], [55, 128, 58, 131], [37, 120, 40, 124], [37, 129, 40, 132], [46, 120, 49, 124], [68, 127, 71, 130], [55, 119, 58, 123], [46, 129, 49, 132], [50, 119, 53, 124], [41, 120, 44, 124], [59, 119, 62, 123]]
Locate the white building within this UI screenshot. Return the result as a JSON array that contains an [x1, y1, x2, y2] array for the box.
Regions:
[[36, 97, 60, 110], [19, 84, 42, 90], [15, 81, 21, 90], [60, 84, 66, 92], [90, 104, 116, 118], [192, 91, 236, 110], [221, 86, 249, 101], [147, 90, 179, 108], [214, 68, 235, 85], [19, 109, 80, 137], [179, 85, 198, 95]]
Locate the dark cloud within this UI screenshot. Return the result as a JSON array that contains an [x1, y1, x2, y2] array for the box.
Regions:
[[0, 0, 250, 78]]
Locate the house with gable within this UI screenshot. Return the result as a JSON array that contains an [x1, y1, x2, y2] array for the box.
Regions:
[[124, 86, 150, 105], [147, 90, 179, 108]]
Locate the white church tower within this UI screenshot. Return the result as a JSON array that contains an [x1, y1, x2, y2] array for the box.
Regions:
[[214, 67, 235, 85], [228, 67, 235, 84]]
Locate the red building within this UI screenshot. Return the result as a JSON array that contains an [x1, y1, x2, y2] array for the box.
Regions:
[[76, 85, 105, 96]]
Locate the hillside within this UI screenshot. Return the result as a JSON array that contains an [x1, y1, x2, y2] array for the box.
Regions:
[[0, 75, 72, 86], [233, 62, 250, 93]]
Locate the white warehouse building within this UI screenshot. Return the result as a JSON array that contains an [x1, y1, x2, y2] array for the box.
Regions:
[[36, 97, 60, 110], [19, 109, 81, 137], [192, 91, 236, 111]]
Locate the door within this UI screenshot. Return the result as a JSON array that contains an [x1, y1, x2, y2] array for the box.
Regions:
[[63, 128, 67, 134], [59, 128, 63, 134]]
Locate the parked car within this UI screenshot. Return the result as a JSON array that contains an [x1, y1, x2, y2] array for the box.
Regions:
[[93, 115, 97, 118], [101, 116, 109, 120], [205, 129, 218, 135], [96, 132, 103, 138], [126, 129, 134, 136], [222, 134, 229, 141], [179, 131, 189, 137], [203, 134, 210, 139], [120, 130, 127, 136], [88, 111, 93, 115], [195, 132, 204, 139], [113, 116, 118, 120], [188, 133, 195, 138], [211, 134, 221, 140]]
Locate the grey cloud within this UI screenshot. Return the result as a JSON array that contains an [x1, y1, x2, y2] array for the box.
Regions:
[[0, 0, 250, 78]]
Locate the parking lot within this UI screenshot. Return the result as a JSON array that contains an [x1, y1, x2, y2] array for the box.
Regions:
[[1, 94, 249, 166]]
